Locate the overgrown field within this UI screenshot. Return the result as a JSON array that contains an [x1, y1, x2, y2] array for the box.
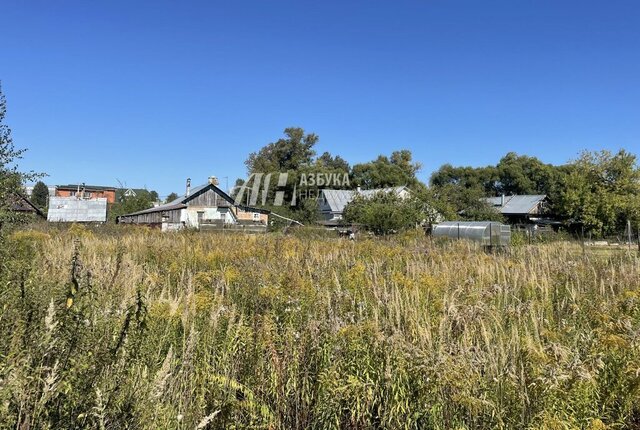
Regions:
[[1, 227, 640, 429]]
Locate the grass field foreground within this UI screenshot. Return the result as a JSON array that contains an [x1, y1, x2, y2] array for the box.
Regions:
[[1, 227, 639, 429]]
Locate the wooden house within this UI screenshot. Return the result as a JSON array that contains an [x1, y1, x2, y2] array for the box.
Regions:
[[117, 177, 269, 232], [7, 192, 45, 219]]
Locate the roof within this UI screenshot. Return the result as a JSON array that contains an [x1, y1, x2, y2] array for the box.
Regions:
[[47, 196, 108, 222], [483, 195, 547, 215], [119, 182, 270, 218], [9, 192, 45, 218], [56, 184, 117, 191], [321, 186, 409, 214]]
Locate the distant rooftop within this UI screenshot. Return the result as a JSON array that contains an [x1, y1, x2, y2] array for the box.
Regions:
[[56, 184, 117, 191], [483, 195, 547, 215], [321, 186, 409, 214]]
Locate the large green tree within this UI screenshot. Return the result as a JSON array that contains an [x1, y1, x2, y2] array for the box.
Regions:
[[315, 151, 350, 172], [350, 150, 423, 189], [496, 152, 560, 196], [430, 164, 498, 195], [245, 127, 318, 174], [240, 128, 352, 223], [555, 150, 640, 235]]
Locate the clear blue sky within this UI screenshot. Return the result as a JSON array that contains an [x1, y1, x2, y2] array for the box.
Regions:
[[3, 0, 639, 198]]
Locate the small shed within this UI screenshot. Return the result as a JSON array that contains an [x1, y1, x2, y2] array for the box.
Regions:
[[432, 221, 511, 247]]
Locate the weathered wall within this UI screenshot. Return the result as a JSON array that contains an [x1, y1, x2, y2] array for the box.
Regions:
[[47, 197, 108, 222], [234, 207, 268, 224]]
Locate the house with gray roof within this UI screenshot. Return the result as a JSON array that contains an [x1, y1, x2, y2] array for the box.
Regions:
[[117, 177, 270, 232], [482, 194, 555, 225], [318, 186, 410, 224]]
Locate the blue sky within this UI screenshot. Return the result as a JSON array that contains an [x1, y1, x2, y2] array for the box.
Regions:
[[2, 0, 639, 198]]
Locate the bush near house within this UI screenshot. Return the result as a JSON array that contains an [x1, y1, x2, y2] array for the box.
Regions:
[[343, 191, 424, 234]]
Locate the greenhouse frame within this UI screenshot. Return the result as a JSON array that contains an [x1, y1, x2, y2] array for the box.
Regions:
[[432, 221, 511, 247]]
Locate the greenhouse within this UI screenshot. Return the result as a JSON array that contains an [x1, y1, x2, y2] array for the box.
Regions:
[[432, 221, 511, 247]]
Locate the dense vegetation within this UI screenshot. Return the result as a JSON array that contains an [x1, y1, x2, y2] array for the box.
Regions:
[[1, 227, 639, 429], [429, 150, 640, 235], [239, 128, 639, 236]]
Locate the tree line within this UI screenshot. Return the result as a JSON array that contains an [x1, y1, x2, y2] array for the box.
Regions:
[[240, 127, 640, 236]]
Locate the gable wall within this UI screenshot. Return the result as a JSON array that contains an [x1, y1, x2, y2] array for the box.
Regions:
[[186, 187, 232, 208]]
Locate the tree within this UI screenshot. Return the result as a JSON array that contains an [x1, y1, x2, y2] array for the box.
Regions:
[[351, 150, 423, 189], [165, 192, 179, 203], [245, 127, 318, 174], [430, 164, 499, 195], [316, 152, 350, 172], [555, 150, 640, 235], [31, 181, 49, 209], [0, 83, 41, 228], [496, 152, 560, 196], [242, 127, 320, 209], [343, 191, 423, 235]]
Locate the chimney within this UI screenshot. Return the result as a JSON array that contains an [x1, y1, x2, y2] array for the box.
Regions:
[[356, 186, 361, 193], [186, 178, 191, 197], [208, 176, 219, 186], [500, 194, 505, 206], [81, 182, 86, 199]]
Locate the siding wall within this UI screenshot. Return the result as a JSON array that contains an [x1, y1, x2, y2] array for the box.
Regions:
[[119, 208, 182, 225]]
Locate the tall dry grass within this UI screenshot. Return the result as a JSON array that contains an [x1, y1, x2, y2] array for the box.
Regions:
[[0, 226, 639, 429]]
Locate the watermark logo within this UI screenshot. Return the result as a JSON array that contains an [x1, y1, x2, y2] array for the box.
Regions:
[[233, 172, 350, 207]]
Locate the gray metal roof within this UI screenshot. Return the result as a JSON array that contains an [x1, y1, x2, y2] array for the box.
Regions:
[[47, 196, 107, 222], [321, 186, 408, 214], [483, 195, 546, 215]]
